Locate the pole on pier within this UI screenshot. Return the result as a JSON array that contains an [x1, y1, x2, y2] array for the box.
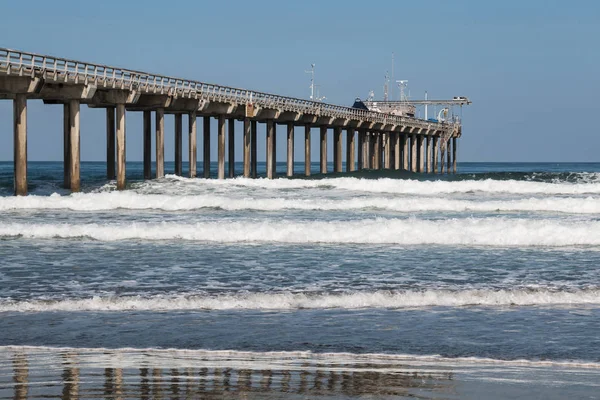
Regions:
[[287, 123, 294, 177], [346, 127, 355, 172], [333, 127, 342, 173], [228, 118, 235, 178], [266, 120, 275, 179], [174, 114, 183, 176], [69, 99, 81, 192], [155, 108, 165, 178], [143, 110, 152, 179], [411, 134, 417, 173], [452, 137, 457, 173], [384, 133, 391, 169], [189, 111, 197, 178], [106, 107, 116, 180], [203, 116, 211, 178], [402, 134, 409, 171], [434, 136, 440, 173], [251, 120, 257, 178], [63, 103, 71, 189], [393, 133, 400, 170], [426, 136, 433, 173], [447, 137, 452, 173], [304, 125, 311, 176], [13, 94, 27, 196], [218, 115, 225, 179], [320, 126, 327, 174], [116, 103, 126, 190], [243, 118, 251, 177]]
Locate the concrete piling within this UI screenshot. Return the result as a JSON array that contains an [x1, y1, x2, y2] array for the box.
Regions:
[[411, 135, 417, 173], [447, 137, 452, 173], [68, 99, 80, 192], [346, 127, 355, 172], [63, 103, 71, 189], [189, 111, 197, 178], [116, 103, 126, 190], [250, 120, 257, 178], [384, 133, 391, 169], [452, 137, 457, 173], [426, 136, 433, 173], [13, 94, 27, 196], [304, 125, 311, 176], [440, 141, 446, 174], [357, 130, 364, 170], [143, 110, 151, 179], [402, 134, 409, 171], [320, 126, 327, 174], [333, 127, 342, 173], [287, 123, 294, 177], [266, 120, 275, 179], [373, 134, 381, 170], [203, 116, 210, 178], [418, 136, 425, 173], [393, 133, 400, 170], [106, 107, 116, 180], [433, 136, 440, 173], [174, 114, 183, 176], [155, 108, 165, 179], [218, 115, 225, 179], [364, 133, 371, 169], [243, 118, 250, 178], [228, 118, 235, 178]]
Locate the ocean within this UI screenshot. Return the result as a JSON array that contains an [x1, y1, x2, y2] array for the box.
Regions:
[[1, 161, 600, 399]]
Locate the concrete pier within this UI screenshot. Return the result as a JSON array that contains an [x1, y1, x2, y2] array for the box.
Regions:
[[251, 120, 257, 178], [189, 111, 197, 178], [266, 120, 275, 179], [218, 115, 225, 179], [106, 107, 116, 180], [243, 118, 250, 177], [346, 128, 355, 172], [333, 127, 342, 173], [143, 110, 151, 179], [13, 94, 27, 196], [320, 126, 327, 174], [304, 125, 311, 176], [174, 114, 183, 176], [68, 99, 80, 192], [0, 47, 463, 194], [287, 123, 294, 177], [155, 108, 165, 179], [228, 118, 235, 178], [116, 103, 126, 190], [203, 116, 210, 178]]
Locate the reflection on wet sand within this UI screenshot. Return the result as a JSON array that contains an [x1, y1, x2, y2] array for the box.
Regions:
[[1, 349, 455, 399]]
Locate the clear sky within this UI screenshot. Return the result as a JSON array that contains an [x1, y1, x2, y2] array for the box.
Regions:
[[0, 0, 598, 162]]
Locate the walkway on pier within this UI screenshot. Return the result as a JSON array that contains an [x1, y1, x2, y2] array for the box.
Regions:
[[0, 48, 461, 195]]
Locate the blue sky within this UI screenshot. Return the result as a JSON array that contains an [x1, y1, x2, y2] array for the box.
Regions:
[[0, 0, 598, 162]]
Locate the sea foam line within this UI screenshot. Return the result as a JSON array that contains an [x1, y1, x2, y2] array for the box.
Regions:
[[2, 289, 599, 312], [2, 217, 600, 246], [1, 192, 600, 213]]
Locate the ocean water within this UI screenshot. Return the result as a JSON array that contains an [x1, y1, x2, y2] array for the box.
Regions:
[[1, 161, 600, 399]]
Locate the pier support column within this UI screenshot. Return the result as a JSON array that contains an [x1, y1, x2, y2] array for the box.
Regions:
[[384, 133, 391, 169], [346, 127, 355, 172], [189, 111, 197, 178], [228, 118, 235, 178], [106, 107, 116, 180], [266, 120, 275, 179], [357, 130, 364, 170], [203, 116, 210, 178], [243, 118, 251, 177], [402, 134, 409, 171], [364, 133, 371, 169], [333, 127, 342, 173], [287, 123, 294, 177], [63, 103, 71, 189], [393, 133, 400, 170], [418, 136, 425, 173], [447, 137, 452, 173], [452, 137, 457, 173], [251, 120, 257, 178], [373, 133, 381, 170], [116, 103, 126, 190], [426, 136, 433, 173], [155, 108, 165, 178], [320, 126, 327, 174], [411, 134, 417, 172], [218, 115, 225, 179], [440, 141, 447, 174], [143, 110, 151, 179], [174, 114, 183, 176], [434, 136, 440, 173], [13, 94, 27, 196], [304, 125, 311, 176], [69, 99, 81, 192]]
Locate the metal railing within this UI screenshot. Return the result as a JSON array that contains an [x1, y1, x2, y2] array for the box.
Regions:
[[0, 47, 457, 132]]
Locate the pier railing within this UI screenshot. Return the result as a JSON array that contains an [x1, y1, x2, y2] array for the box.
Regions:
[[0, 47, 455, 131]]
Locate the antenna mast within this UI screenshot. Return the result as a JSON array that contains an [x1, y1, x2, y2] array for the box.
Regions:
[[305, 63, 315, 101], [383, 71, 389, 102], [391, 52, 395, 100]]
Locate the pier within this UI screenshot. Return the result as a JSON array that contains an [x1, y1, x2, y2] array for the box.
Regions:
[[0, 48, 462, 196]]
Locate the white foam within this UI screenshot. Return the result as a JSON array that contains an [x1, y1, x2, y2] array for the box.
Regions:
[[2, 192, 600, 214], [157, 175, 600, 195], [2, 289, 599, 312], [2, 217, 600, 246]]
